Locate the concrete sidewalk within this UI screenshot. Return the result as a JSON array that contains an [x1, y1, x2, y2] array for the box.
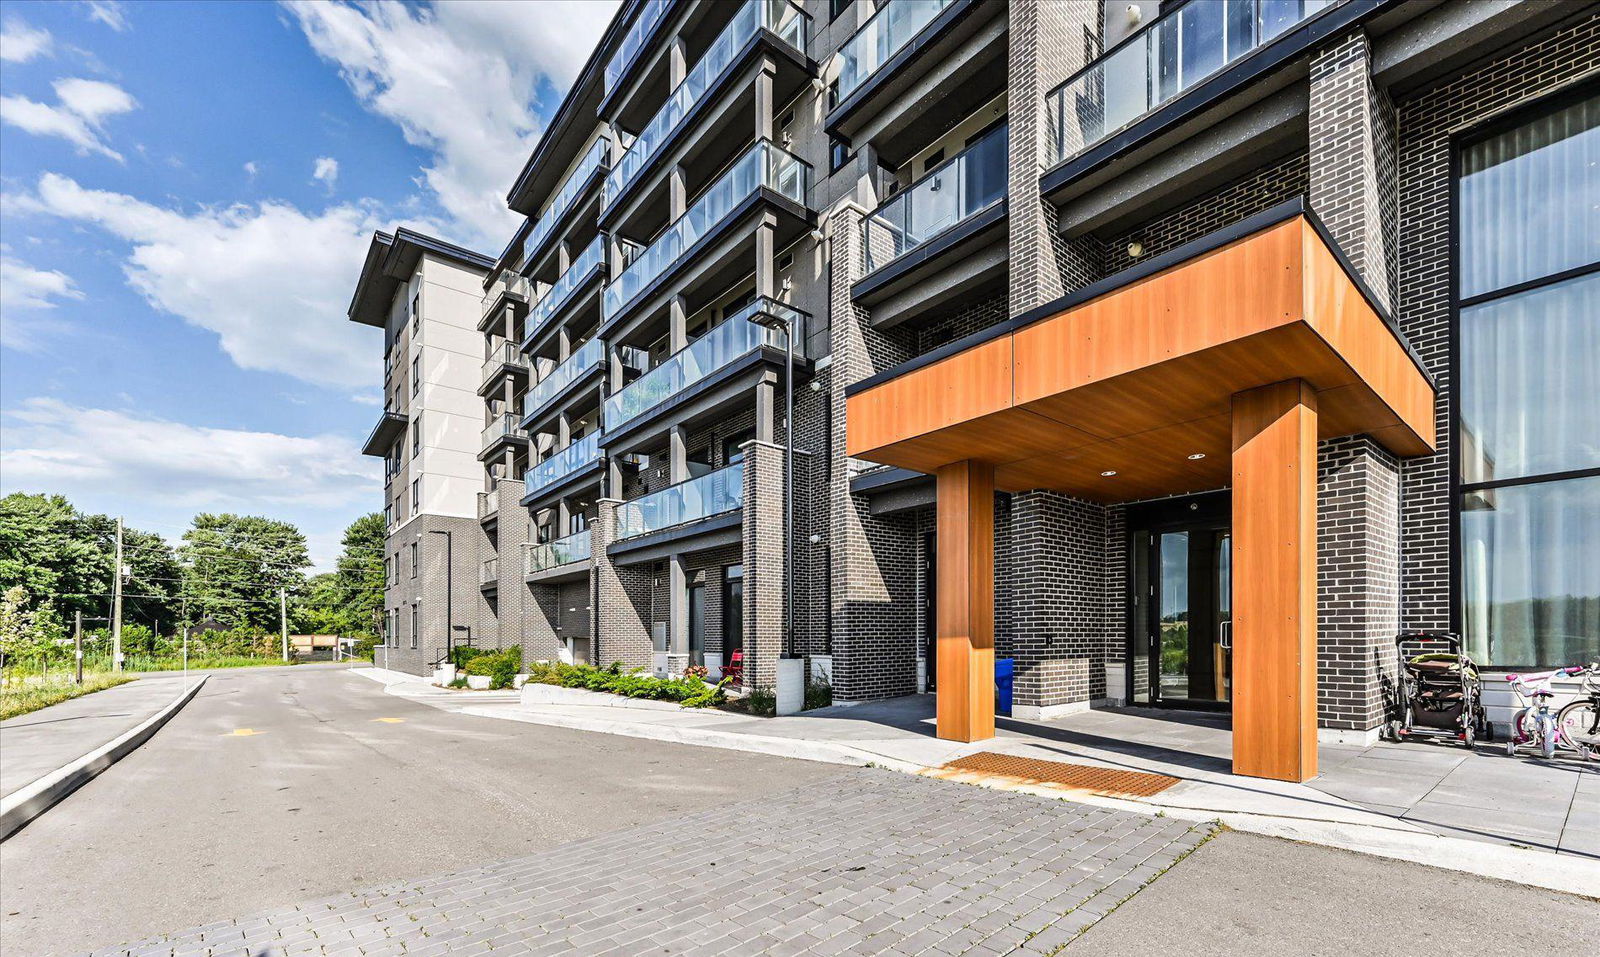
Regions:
[[0, 677, 195, 798]]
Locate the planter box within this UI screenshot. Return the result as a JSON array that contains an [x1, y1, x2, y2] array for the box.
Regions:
[[513, 673, 530, 690], [519, 683, 685, 712], [466, 675, 492, 690]]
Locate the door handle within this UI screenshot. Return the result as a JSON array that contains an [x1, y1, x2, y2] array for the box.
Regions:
[[1219, 621, 1232, 650]]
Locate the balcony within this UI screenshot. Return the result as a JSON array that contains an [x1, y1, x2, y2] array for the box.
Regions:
[[617, 462, 743, 541], [833, 0, 955, 103], [480, 271, 531, 332], [522, 139, 610, 272], [525, 237, 606, 348], [479, 413, 527, 461], [605, 0, 673, 95], [477, 489, 499, 522], [854, 122, 1008, 317], [479, 341, 529, 394], [1046, 0, 1340, 170], [603, 297, 799, 439], [523, 432, 602, 503], [521, 338, 607, 428], [480, 557, 499, 585], [524, 528, 593, 577], [604, 0, 809, 217], [361, 410, 408, 458], [603, 140, 810, 326]]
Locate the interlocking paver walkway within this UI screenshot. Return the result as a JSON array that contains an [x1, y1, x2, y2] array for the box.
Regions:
[[88, 769, 1216, 957]]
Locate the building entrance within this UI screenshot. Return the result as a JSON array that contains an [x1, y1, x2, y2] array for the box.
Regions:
[[1129, 492, 1231, 710]]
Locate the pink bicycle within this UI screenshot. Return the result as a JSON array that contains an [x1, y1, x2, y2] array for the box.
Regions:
[[1504, 666, 1588, 759]]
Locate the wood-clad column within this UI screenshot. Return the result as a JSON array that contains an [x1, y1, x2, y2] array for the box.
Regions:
[[1231, 380, 1318, 782], [935, 460, 995, 743]]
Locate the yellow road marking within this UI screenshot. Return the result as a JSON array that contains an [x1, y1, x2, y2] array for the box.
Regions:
[[373, 717, 404, 724], [225, 728, 265, 736]]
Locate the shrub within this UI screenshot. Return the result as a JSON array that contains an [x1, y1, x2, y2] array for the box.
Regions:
[[804, 677, 833, 712], [449, 646, 491, 669], [522, 661, 726, 708], [448, 675, 467, 689], [744, 685, 776, 717]]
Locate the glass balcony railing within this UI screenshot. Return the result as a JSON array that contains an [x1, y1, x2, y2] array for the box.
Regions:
[[604, 141, 810, 321], [862, 121, 1007, 273], [832, 0, 955, 104], [481, 412, 523, 449], [1047, 0, 1338, 165], [605, 0, 809, 211], [480, 341, 525, 385], [606, 0, 673, 94], [527, 237, 605, 342], [522, 139, 610, 268], [480, 557, 498, 584], [524, 528, 593, 575], [482, 271, 531, 322], [604, 297, 801, 433], [477, 489, 499, 520], [618, 462, 743, 540], [525, 433, 601, 498], [522, 338, 606, 422]]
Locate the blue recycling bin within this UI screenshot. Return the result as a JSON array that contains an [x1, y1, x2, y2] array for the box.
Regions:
[[995, 657, 1014, 717]]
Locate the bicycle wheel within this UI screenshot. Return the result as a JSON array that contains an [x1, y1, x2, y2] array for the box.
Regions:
[[1537, 712, 1557, 759], [1558, 699, 1599, 758]]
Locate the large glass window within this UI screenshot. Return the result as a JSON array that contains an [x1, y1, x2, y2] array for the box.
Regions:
[[1456, 91, 1600, 666]]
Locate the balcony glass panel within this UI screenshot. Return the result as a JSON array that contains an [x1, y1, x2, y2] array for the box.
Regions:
[[481, 412, 522, 449], [522, 139, 609, 267], [605, 0, 808, 210], [522, 338, 606, 421], [603, 297, 801, 432], [525, 433, 601, 497], [604, 141, 810, 320], [480, 558, 498, 584], [524, 528, 593, 574], [480, 341, 524, 384], [832, 0, 955, 103], [606, 0, 673, 93], [482, 271, 531, 322], [1048, 0, 1335, 165], [617, 463, 743, 539], [528, 237, 605, 340], [862, 122, 1007, 273]]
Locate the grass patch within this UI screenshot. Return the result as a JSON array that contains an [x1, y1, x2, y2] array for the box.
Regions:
[[121, 655, 288, 672], [0, 673, 136, 721]]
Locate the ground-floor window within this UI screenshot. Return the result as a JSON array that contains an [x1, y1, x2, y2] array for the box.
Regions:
[[1454, 88, 1600, 666], [410, 604, 419, 649]]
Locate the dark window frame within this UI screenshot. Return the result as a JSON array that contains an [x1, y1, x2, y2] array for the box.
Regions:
[[1447, 79, 1600, 668]]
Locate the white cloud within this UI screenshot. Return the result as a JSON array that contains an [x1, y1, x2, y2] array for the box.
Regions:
[[0, 18, 51, 62], [83, 1, 129, 32], [282, 0, 617, 250], [312, 155, 339, 193], [244, 160, 260, 179], [0, 77, 137, 161], [7, 172, 390, 390], [0, 257, 84, 351], [0, 397, 379, 573]]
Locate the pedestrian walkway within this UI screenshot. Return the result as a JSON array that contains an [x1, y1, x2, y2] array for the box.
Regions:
[[0, 676, 194, 798], [89, 769, 1216, 957]]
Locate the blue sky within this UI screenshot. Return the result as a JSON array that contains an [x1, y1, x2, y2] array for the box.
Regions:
[[0, 0, 616, 567]]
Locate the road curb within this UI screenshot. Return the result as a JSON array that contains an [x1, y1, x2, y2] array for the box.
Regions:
[[0, 674, 208, 842]]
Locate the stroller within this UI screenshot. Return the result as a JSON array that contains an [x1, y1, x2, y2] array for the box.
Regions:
[[1387, 631, 1491, 748]]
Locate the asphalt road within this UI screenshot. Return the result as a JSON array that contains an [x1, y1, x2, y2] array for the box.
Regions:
[[1078, 830, 1598, 955], [0, 664, 843, 956]]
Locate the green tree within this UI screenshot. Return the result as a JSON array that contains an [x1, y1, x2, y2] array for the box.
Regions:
[[179, 514, 309, 632], [0, 584, 59, 667], [288, 514, 383, 639]]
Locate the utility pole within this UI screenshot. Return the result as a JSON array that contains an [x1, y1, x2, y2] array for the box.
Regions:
[[279, 586, 289, 662], [112, 516, 125, 673], [74, 610, 83, 685]]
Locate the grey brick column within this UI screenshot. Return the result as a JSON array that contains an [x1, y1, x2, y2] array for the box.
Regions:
[[1317, 437, 1402, 741], [592, 499, 651, 670], [493, 478, 527, 653], [1309, 30, 1397, 311], [1009, 490, 1108, 719], [1007, 0, 1099, 315], [742, 440, 785, 691], [825, 202, 920, 701]]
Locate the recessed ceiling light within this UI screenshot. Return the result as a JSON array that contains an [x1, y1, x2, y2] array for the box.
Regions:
[[1100, 470, 1117, 477], [1187, 453, 1206, 460]]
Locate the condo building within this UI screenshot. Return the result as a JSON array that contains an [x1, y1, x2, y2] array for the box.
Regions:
[[352, 0, 1600, 783]]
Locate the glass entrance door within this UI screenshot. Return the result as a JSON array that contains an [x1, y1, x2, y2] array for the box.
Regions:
[[1130, 500, 1231, 709]]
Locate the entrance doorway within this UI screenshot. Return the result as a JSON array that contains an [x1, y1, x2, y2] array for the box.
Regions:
[[688, 581, 706, 667], [1128, 492, 1231, 709]]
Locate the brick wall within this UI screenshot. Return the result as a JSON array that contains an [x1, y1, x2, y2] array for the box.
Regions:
[[742, 440, 787, 690], [1008, 491, 1110, 713]]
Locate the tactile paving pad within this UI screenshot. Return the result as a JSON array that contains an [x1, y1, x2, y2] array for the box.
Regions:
[[940, 752, 1179, 798]]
